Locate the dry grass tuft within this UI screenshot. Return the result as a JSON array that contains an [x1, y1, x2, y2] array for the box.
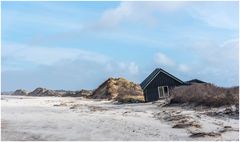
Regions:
[[90, 77, 144, 103], [170, 83, 239, 107]]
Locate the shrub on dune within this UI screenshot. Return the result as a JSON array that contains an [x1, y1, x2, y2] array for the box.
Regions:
[[170, 83, 239, 107]]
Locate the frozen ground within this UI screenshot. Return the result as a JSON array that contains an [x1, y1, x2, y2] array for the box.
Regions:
[[1, 95, 239, 141]]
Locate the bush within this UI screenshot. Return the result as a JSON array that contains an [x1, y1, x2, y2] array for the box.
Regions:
[[170, 83, 239, 107]]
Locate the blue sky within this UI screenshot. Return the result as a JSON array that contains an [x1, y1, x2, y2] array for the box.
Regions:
[[1, 1, 239, 91]]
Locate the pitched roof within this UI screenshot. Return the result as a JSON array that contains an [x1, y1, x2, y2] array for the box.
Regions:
[[185, 79, 206, 84], [140, 68, 184, 90]]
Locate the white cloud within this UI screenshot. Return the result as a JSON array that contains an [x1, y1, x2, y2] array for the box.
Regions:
[[118, 61, 139, 75], [99, 1, 186, 28], [3, 9, 83, 31], [2, 43, 142, 91], [154, 52, 192, 73], [190, 38, 238, 65], [128, 62, 139, 75], [2, 43, 141, 86], [188, 2, 238, 29], [181, 38, 239, 86], [2, 57, 142, 91], [2, 43, 109, 66], [99, 1, 237, 30], [178, 64, 191, 73], [154, 52, 175, 67], [220, 38, 239, 62], [100, 2, 133, 28]]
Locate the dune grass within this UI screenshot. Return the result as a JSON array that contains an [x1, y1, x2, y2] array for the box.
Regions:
[[170, 83, 239, 107]]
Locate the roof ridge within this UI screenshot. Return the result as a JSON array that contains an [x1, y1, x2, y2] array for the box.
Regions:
[[140, 68, 160, 88], [140, 68, 184, 90], [159, 68, 184, 84]]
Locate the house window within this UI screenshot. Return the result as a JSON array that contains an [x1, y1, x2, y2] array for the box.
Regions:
[[164, 86, 169, 95], [158, 86, 169, 98]]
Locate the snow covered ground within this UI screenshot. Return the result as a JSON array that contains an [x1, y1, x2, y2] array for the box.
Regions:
[[1, 95, 239, 141]]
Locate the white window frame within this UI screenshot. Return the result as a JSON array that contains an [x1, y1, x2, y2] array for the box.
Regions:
[[158, 86, 169, 98]]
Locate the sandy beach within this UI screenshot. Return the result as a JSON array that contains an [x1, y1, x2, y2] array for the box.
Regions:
[[1, 95, 239, 141]]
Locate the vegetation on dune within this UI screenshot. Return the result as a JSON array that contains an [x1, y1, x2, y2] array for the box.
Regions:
[[12, 89, 28, 96], [90, 77, 145, 103], [61, 89, 93, 97], [170, 83, 239, 107]]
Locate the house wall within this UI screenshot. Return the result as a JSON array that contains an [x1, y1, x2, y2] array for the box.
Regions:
[[144, 72, 183, 102]]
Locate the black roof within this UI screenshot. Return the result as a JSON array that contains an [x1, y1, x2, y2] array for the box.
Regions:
[[140, 68, 184, 90], [185, 79, 206, 84]]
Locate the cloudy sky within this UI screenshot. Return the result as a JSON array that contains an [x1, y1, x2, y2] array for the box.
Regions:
[[1, 1, 239, 91]]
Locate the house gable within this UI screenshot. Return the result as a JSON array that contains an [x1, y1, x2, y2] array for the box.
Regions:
[[141, 68, 184, 90]]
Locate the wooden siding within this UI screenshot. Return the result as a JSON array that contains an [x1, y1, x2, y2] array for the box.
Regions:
[[144, 72, 183, 102]]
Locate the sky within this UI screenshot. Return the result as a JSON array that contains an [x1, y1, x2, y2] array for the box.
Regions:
[[1, 1, 239, 91]]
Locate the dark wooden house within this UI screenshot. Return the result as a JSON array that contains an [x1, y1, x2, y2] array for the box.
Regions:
[[140, 68, 185, 102]]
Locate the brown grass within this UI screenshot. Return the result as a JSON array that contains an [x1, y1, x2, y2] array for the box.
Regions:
[[116, 95, 145, 103], [90, 77, 144, 103], [170, 83, 239, 107]]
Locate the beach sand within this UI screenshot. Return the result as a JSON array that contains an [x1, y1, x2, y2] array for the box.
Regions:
[[1, 95, 239, 141]]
